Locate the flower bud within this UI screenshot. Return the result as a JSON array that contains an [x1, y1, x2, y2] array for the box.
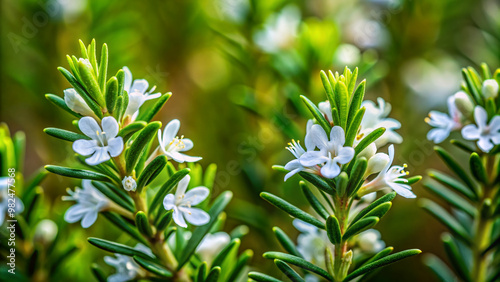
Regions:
[[34, 219, 58, 245], [452, 91, 474, 118], [357, 142, 377, 160], [122, 176, 137, 192], [337, 250, 353, 281], [64, 88, 95, 117], [364, 152, 390, 178], [482, 79, 499, 99]]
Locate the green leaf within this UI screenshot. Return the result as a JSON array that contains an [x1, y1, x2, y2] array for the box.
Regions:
[[462, 68, 482, 105], [88, 39, 98, 75], [99, 43, 108, 93], [196, 262, 207, 282], [434, 146, 478, 197], [88, 237, 155, 260], [362, 247, 394, 266], [136, 155, 167, 193], [422, 253, 458, 282], [354, 128, 385, 157], [126, 121, 162, 174], [149, 168, 190, 214], [326, 215, 342, 244], [137, 93, 172, 122], [442, 233, 470, 281], [343, 216, 379, 240], [274, 259, 304, 282], [406, 175, 422, 185], [227, 249, 253, 281], [45, 94, 82, 118], [106, 77, 118, 114], [299, 172, 335, 195], [273, 227, 302, 258], [248, 272, 282, 282], [156, 210, 173, 232], [79, 39, 88, 58], [320, 70, 336, 112], [362, 202, 392, 221], [261, 192, 324, 229], [424, 181, 475, 217], [101, 212, 147, 245], [345, 107, 365, 147], [90, 263, 107, 282], [263, 252, 332, 280], [135, 211, 153, 237], [469, 152, 488, 183], [344, 249, 421, 281], [133, 256, 173, 278], [118, 121, 147, 142], [92, 181, 135, 212], [428, 170, 477, 201], [336, 172, 349, 196], [450, 139, 475, 153], [45, 165, 110, 181], [300, 95, 331, 133], [336, 81, 349, 129], [205, 266, 221, 282], [44, 127, 88, 142], [347, 157, 367, 197], [351, 192, 396, 224], [419, 199, 471, 244], [78, 58, 104, 106], [212, 238, 240, 269], [177, 191, 233, 270], [300, 182, 329, 219]]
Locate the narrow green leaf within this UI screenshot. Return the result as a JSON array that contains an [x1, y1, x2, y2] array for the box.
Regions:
[[79, 39, 88, 58], [78, 59, 104, 106], [419, 199, 471, 244], [300, 182, 329, 219], [261, 192, 324, 229], [227, 249, 253, 282], [156, 210, 173, 232], [98, 43, 108, 93], [205, 267, 221, 282], [149, 168, 190, 214], [263, 252, 332, 281], [428, 170, 477, 201], [118, 121, 147, 142], [320, 70, 336, 111], [351, 192, 396, 224], [434, 146, 478, 197], [406, 175, 422, 185], [363, 202, 392, 220], [135, 211, 153, 237], [248, 272, 282, 282], [136, 155, 167, 193], [354, 128, 385, 157], [133, 256, 173, 278], [326, 215, 342, 244], [347, 67, 359, 95], [469, 152, 488, 183], [88, 237, 155, 260], [462, 68, 482, 105], [212, 238, 240, 267], [92, 181, 135, 213], [299, 172, 335, 195], [45, 165, 110, 181], [347, 157, 367, 196], [345, 107, 365, 147], [106, 77, 118, 114], [336, 172, 349, 196], [137, 93, 172, 122], [442, 233, 470, 281], [196, 262, 207, 282], [422, 253, 457, 282], [126, 121, 162, 174], [344, 249, 421, 281], [336, 81, 349, 129], [362, 247, 394, 266], [273, 227, 302, 257], [90, 263, 107, 282], [88, 39, 98, 75], [424, 181, 475, 217], [101, 212, 147, 245], [450, 139, 475, 153], [343, 216, 379, 240], [45, 94, 82, 118], [44, 127, 88, 142], [300, 95, 331, 133], [274, 259, 304, 282]]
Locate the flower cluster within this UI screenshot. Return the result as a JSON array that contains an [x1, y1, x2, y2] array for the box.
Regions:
[[426, 74, 500, 152]]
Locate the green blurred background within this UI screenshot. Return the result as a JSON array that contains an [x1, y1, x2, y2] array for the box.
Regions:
[[1, 0, 499, 280]]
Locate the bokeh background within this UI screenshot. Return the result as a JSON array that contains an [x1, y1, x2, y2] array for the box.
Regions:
[[1, 0, 500, 281]]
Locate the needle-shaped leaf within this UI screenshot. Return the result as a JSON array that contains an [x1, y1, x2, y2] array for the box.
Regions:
[[88, 237, 155, 260], [45, 94, 82, 118], [300, 182, 329, 219], [450, 139, 475, 153], [274, 259, 305, 282], [137, 92, 172, 122], [45, 165, 110, 182], [344, 249, 421, 281], [345, 107, 365, 147], [434, 146, 478, 198], [98, 43, 108, 93], [248, 272, 282, 282], [326, 215, 342, 244], [195, 262, 207, 282], [441, 233, 470, 281], [101, 212, 147, 245], [136, 155, 167, 193], [205, 267, 221, 282], [347, 157, 367, 196], [133, 256, 173, 278], [227, 249, 253, 282], [212, 238, 241, 267], [156, 210, 173, 232], [92, 181, 134, 212], [462, 68, 482, 105], [344, 216, 379, 240], [300, 95, 331, 133], [135, 211, 153, 237], [422, 253, 458, 282], [361, 247, 394, 266], [320, 70, 337, 112], [428, 170, 477, 201], [469, 152, 488, 183], [299, 172, 335, 195], [261, 192, 325, 229], [90, 263, 106, 282], [351, 192, 396, 225], [105, 76, 118, 114], [273, 227, 302, 258], [336, 172, 349, 196], [126, 121, 161, 174], [263, 252, 332, 280], [44, 128, 88, 142], [118, 121, 147, 142], [78, 59, 104, 106], [424, 181, 475, 217], [336, 81, 349, 129]]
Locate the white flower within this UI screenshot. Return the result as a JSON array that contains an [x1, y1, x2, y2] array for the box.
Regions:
[[284, 121, 321, 181], [0, 177, 24, 226], [163, 175, 210, 228], [359, 98, 402, 147], [73, 116, 124, 166], [122, 176, 137, 192], [254, 5, 300, 53], [354, 229, 385, 254], [426, 94, 463, 143], [62, 180, 109, 228], [104, 243, 153, 282], [293, 219, 328, 268], [462, 106, 500, 153], [64, 88, 96, 117], [333, 44, 361, 68], [360, 145, 416, 198], [34, 219, 58, 245], [122, 67, 161, 120], [157, 119, 202, 163], [300, 125, 355, 179], [482, 79, 499, 99], [318, 100, 333, 124], [196, 232, 231, 263]]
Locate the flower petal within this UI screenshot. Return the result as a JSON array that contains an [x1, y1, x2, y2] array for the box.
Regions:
[[163, 119, 180, 147], [307, 124, 329, 150], [474, 106, 488, 128], [300, 151, 327, 167], [172, 208, 187, 228], [335, 147, 354, 164], [123, 66, 132, 93], [477, 137, 494, 153], [427, 128, 450, 143], [489, 116, 500, 132], [81, 210, 98, 228], [64, 205, 85, 223], [181, 138, 194, 151], [183, 187, 210, 205], [284, 168, 301, 181], [107, 137, 124, 157], [182, 207, 210, 226], [461, 124, 480, 140], [329, 126, 345, 146], [388, 183, 416, 198], [175, 175, 190, 199], [163, 194, 176, 210], [73, 139, 97, 156], [130, 79, 149, 94], [85, 147, 110, 166], [101, 116, 120, 138], [321, 159, 341, 179], [79, 116, 101, 139]]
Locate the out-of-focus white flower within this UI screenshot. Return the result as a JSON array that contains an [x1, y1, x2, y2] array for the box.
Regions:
[[0, 177, 24, 226], [426, 94, 464, 143], [293, 219, 328, 268], [482, 79, 499, 99], [254, 6, 301, 53], [104, 243, 154, 282], [215, 0, 249, 23], [196, 232, 231, 263], [353, 229, 385, 254], [462, 106, 500, 153], [300, 125, 354, 179], [122, 176, 137, 192], [62, 180, 109, 228], [73, 116, 124, 166], [64, 88, 96, 117], [360, 98, 402, 147], [359, 145, 416, 198], [284, 120, 321, 181], [157, 119, 202, 163], [163, 175, 210, 228], [122, 67, 161, 121], [333, 44, 361, 68], [34, 219, 58, 245]]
